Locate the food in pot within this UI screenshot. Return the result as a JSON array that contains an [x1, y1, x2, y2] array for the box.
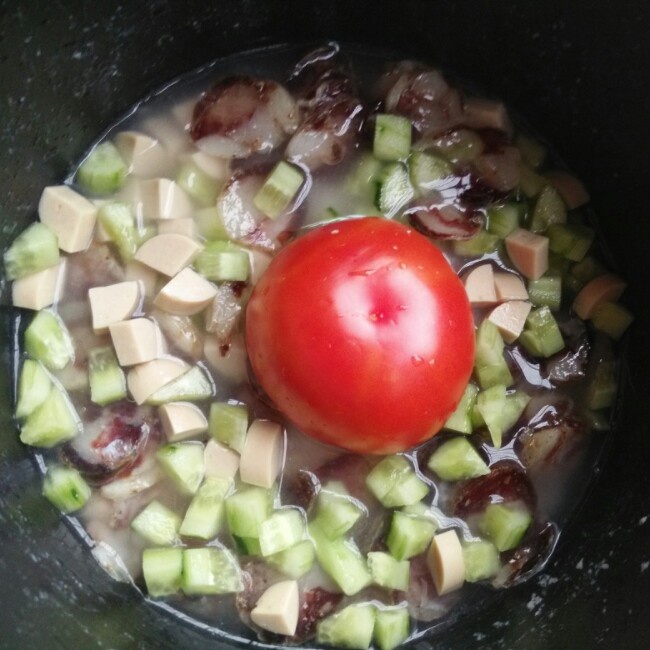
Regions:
[[4, 43, 633, 648]]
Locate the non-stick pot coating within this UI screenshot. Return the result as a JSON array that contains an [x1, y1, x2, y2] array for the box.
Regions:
[[1, 1, 649, 648]]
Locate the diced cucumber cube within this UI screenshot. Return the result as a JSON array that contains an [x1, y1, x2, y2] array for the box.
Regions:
[[194, 240, 249, 282], [386, 511, 436, 560], [317, 602, 376, 649], [179, 476, 232, 540], [479, 502, 532, 552], [566, 256, 605, 293], [501, 391, 530, 432], [194, 206, 229, 240], [24, 310, 74, 370], [346, 153, 384, 198], [253, 161, 304, 219], [42, 465, 91, 513], [156, 442, 205, 495], [367, 551, 410, 591], [547, 223, 595, 262], [309, 522, 372, 596], [409, 151, 453, 194], [375, 162, 414, 217], [444, 382, 479, 434], [519, 306, 564, 358], [131, 500, 181, 546], [528, 275, 562, 311], [259, 508, 305, 557], [77, 142, 127, 194], [177, 162, 221, 207], [374, 114, 412, 161], [15, 359, 52, 419], [462, 539, 501, 582], [20, 384, 80, 447], [146, 366, 213, 405], [452, 230, 500, 256], [374, 605, 410, 650], [209, 401, 248, 453], [312, 483, 365, 539], [182, 547, 243, 595], [142, 547, 183, 598], [515, 133, 547, 169], [266, 539, 315, 579], [591, 301, 634, 340], [474, 319, 513, 390], [225, 486, 272, 538], [487, 203, 521, 239], [4, 222, 60, 280], [88, 346, 126, 406], [476, 384, 507, 447], [366, 455, 427, 507], [586, 360, 618, 410], [427, 437, 490, 481], [97, 203, 139, 261], [529, 185, 566, 233]]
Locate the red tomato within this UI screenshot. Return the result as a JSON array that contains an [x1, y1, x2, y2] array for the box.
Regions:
[[245, 217, 475, 454]]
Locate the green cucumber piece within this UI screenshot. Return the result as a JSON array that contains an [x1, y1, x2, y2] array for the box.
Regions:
[[367, 551, 410, 591], [487, 204, 521, 239], [97, 202, 139, 261], [317, 602, 376, 650], [476, 384, 507, 447], [20, 384, 80, 447], [386, 511, 436, 560], [375, 162, 414, 217], [479, 502, 532, 552], [146, 366, 213, 405], [565, 256, 605, 293], [142, 547, 183, 598], [4, 222, 60, 280], [547, 223, 595, 262], [234, 535, 262, 556], [518, 164, 547, 198], [24, 310, 74, 370], [366, 455, 428, 507], [179, 476, 232, 540], [209, 401, 248, 453], [77, 142, 127, 194], [529, 185, 566, 233], [259, 508, 305, 557], [182, 546, 243, 595], [374, 114, 412, 161], [427, 437, 490, 481], [194, 206, 229, 240], [42, 465, 91, 513], [409, 151, 453, 194], [453, 230, 500, 256], [462, 539, 501, 582], [519, 306, 564, 358], [591, 301, 634, 340], [131, 500, 181, 546], [374, 605, 410, 650], [309, 521, 372, 596], [474, 319, 513, 390], [312, 482, 365, 540], [253, 161, 304, 218], [586, 360, 618, 410], [156, 442, 205, 495], [266, 539, 315, 579], [88, 346, 126, 406], [515, 133, 547, 169], [15, 359, 52, 419], [444, 382, 479, 434], [194, 240, 249, 282], [528, 275, 562, 311], [225, 486, 272, 538], [501, 391, 530, 432], [176, 162, 221, 207], [346, 153, 384, 198]]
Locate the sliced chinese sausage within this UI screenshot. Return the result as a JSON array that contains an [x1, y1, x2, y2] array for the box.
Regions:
[[88, 281, 141, 334], [134, 233, 202, 277], [250, 580, 300, 636], [154, 268, 217, 316], [127, 357, 189, 405], [12, 260, 66, 310], [109, 317, 164, 366], [572, 274, 626, 320], [190, 76, 299, 158], [505, 228, 549, 280], [488, 300, 532, 343], [407, 203, 482, 240], [427, 530, 465, 596], [494, 272, 529, 302], [463, 264, 497, 306], [158, 402, 208, 442], [204, 439, 240, 480], [204, 333, 248, 385], [472, 146, 521, 193], [518, 417, 586, 470], [462, 98, 512, 134], [239, 419, 284, 489]]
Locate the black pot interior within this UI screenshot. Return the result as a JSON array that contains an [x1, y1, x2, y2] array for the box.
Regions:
[[1, 1, 649, 647]]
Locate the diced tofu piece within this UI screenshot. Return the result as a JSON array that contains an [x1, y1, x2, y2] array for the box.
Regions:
[[140, 179, 193, 221], [134, 233, 202, 277], [117, 177, 145, 220], [487, 300, 532, 343], [463, 98, 512, 134], [180, 150, 230, 181], [494, 272, 529, 302], [204, 334, 248, 385], [109, 318, 164, 366], [39, 185, 97, 253], [127, 356, 189, 404], [573, 274, 626, 320], [124, 260, 159, 299], [463, 264, 497, 306], [204, 439, 240, 480], [12, 260, 66, 310], [159, 402, 208, 442], [114, 131, 170, 178], [250, 580, 299, 636], [170, 96, 199, 130], [141, 116, 190, 157], [505, 228, 549, 280], [154, 268, 217, 316], [545, 170, 590, 210], [157, 218, 197, 239], [88, 281, 141, 334], [239, 420, 284, 489], [426, 530, 465, 596]]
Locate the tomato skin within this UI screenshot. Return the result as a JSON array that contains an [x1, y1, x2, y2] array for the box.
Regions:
[[246, 217, 475, 454]]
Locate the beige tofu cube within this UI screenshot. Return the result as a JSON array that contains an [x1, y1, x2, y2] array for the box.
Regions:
[[114, 130, 171, 178], [505, 228, 549, 280], [487, 300, 532, 343], [39, 185, 97, 253], [250, 580, 299, 636], [180, 150, 230, 181], [88, 281, 141, 334], [545, 170, 590, 210], [154, 268, 217, 316], [239, 420, 284, 489], [157, 218, 197, 239], [140, 178, 193, 221], [124, 260, 159, 300], [12, 260, 66, 310], [463, 264, 497, 306], [427, 530, 465, 596], [141, 115, 190, 157], [204, 439, 240, 480], [493, 272, 529, 302], [159, 402, 208, 442], [127, 356, 189, 405], [573, 274, 626, 320], [109, 318, 163, 366], [134, 233, 202, 277]]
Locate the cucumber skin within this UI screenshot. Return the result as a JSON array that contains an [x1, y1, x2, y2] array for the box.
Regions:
[[142, 547, 183, 598], [42, 465, 91, 513], [317, 603, 376, 649], [15, 359, 52, 419]]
